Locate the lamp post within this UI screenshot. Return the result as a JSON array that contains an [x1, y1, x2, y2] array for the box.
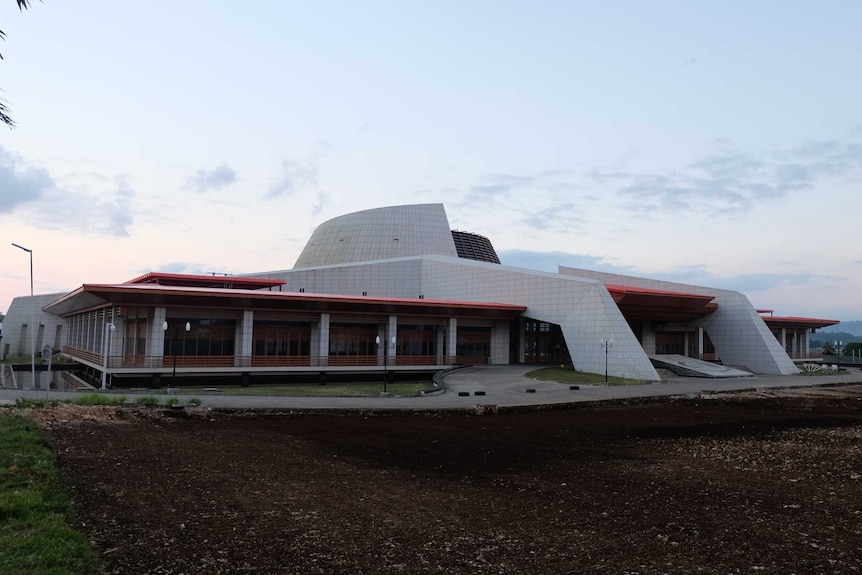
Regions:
[[100, 322, 115, 390], [375, 334, 397, 394], [600, 338, 613, 383], [835, 340, 842, 372], [163, 320, 191, 386], [11, 243, 35, 389]]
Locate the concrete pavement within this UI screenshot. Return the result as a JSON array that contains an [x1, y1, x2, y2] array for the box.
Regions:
[[3, 364, 862, 411]]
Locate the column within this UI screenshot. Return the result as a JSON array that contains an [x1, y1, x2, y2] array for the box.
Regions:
[[447, 317, 457, 361], [697, 328, 704, 359], [314, 313, 330, 367], [387, 315, 398, 366], [436, 325, 446, 364], [235, 311, 253, 367], [148, 307, 167, 365]]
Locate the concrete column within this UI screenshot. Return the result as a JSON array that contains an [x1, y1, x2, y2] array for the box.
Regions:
[[697, 328, 704, 359], [146, 308, 167, 369], [447, 317, 457, 360], [489, 322, 509, 365], [780, 328, 787, 353], [641, 323, 656, 355], [314, 313, 330, 367], [436, 325, 446, 363], [518, 317, 526, 364], [684, 331, 690, 358], [388, 315, 398, 365], [235, 311, 253, 367]]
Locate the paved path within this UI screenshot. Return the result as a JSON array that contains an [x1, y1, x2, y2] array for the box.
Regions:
[[3, 365, 862, 410]]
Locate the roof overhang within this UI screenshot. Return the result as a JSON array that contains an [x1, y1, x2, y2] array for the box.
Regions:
[[605, 284, 718, 322], [43, 284, 527, 320], [124, 272, 285, 290], [761, 316, 840, 330]]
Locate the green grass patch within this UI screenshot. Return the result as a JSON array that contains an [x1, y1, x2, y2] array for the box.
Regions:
[[526, 366, 646, 386], [186, 397, 202, 406], [176, 382, 434, 397], [136, 396, 160, 407], [0, 355, 35, 365], [13, 397, 57, 409], [0, 412, 101, 574], [67, 393, 127, 406]]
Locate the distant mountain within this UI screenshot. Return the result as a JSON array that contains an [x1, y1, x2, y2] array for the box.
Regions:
[[818, 321, 862, 337]]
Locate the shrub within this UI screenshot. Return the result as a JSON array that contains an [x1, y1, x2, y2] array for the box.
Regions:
[[136, 396, 159, 407], [187, 397, 202, 406]]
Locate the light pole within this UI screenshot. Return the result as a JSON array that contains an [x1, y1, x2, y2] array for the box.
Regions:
[[600, 338, 613, 383], [835, 340, 842, 372], [376, 334, 397, 393], [163, 320, 191, 386], [11, 243, 35, 389], [100, 322, 115, 390]]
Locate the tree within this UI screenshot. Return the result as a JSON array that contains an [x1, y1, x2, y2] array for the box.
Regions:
[[841, 342, 862, 356], [1, 0, 32, 128]]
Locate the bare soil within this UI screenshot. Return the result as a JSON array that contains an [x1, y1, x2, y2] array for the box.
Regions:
[[43, 386, 862, 574]]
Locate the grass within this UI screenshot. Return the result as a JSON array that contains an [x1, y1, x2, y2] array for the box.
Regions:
[[0, 354, 34, 365], [174, 382, 435, 397], [13, 397, 56, 409], [0, 412, 101, 574], [67, 393, 127, 406], [526, 366, 647, 386], [136, 396, 160, 407]]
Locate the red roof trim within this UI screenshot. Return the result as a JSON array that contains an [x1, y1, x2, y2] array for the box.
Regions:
[[124, 272, 285, 289], [77, 283, 528, 312], [761, 316, 840, 326], [604, 284, 715, 301]]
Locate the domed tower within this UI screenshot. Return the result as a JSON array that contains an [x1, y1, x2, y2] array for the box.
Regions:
[[293, 204, 460, 268]]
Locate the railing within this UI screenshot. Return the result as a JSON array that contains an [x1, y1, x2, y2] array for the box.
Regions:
[[64, 348, 467, 370], [64, 346, 104, 365]]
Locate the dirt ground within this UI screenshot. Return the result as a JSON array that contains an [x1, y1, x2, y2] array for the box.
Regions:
[[42, 385, 862, 574]]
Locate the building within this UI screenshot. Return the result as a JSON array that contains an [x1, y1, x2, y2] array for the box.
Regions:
[[2, 204, 838, 387]]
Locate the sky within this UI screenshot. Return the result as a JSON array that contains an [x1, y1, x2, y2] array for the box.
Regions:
[[1, 1, 861, 321]]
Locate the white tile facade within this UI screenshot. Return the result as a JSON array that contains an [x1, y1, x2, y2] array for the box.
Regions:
[[559, 267, 799, 375]]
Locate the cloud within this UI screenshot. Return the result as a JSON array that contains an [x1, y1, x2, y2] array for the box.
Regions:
[[520, 204, 588, 232], [499, 250, 842, 296], [498, 250, 618, 274], [184, 163, 238, 193], [32, 175, 137, 237], [0, 147, 54, 212], [0, 149, 136, 237], [616, 137, 862, 216], [311, 190, 330, 216], [266, 158, 318, 199]]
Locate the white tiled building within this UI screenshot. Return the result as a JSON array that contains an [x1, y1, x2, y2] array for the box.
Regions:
[[2, 204, 837, 387]]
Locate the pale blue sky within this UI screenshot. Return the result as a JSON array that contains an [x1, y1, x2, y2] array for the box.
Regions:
[[2, 1, 860, 320]]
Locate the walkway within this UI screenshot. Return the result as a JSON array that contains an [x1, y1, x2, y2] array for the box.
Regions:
[[2, 365, 862, 410]]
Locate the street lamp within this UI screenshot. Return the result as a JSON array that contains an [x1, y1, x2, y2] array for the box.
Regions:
[[376, 334, 397, 393], [163, 320, 191, 386], [835, 340, 843, 372], [101, 322, 115, 390], [11, 243, 35, 389], [600, 338, 613, 383]]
